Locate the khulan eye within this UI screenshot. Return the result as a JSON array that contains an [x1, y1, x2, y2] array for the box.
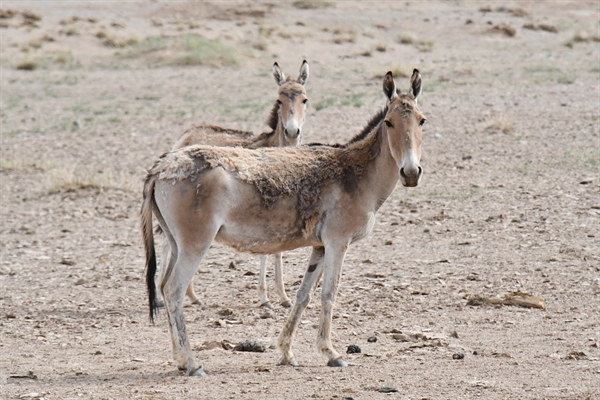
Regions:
[[385, 120, 393, 128], [276, 99, 282, 105], [419, 118, 426, 126], [302, 99, 308, 104]]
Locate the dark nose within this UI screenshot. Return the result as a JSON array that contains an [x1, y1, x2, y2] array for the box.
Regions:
[[285, 128, 300, 139], [400, 166, 423, 186]]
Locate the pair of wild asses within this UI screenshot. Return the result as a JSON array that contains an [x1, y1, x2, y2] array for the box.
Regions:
[[141, 61, 426, 376]]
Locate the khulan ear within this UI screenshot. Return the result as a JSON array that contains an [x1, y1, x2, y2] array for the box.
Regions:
[[272, 62, 286, 86], [382, 71, 398, 101], [298, 60, 309, 85], [409, 68, 422, 101]]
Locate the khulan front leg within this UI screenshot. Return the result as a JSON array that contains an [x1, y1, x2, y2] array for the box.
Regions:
[[316, 244, 348, 367], [277, 246, 324, 366]]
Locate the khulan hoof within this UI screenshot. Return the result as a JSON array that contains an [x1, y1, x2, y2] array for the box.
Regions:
[[188, 366, 206, 377], [277, 357, 299, 367], [155, 300, 165, 308], [260, 301, 274, 309], [191, 299, 203, 306], [281, 300, 293, 308], [327, 358, 348, 368]]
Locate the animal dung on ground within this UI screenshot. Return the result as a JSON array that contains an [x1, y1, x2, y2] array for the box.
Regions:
[[466, 292, 546, 309], [233, 340, 266, 353], [346, 344, 361, 354], [452, 353, 465, 360], [367, 336, 378, 343]]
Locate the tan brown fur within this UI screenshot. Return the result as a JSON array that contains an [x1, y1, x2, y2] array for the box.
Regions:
[[142, 69, 426, 376], [172, 74, 308, 151], [150, 116, 384, 236], [155, 61, 310, 310]]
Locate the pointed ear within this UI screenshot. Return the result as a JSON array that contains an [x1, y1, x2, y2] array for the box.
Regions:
[[297, 60, 309, 85], [409, 68, 422, 101], [272, 62, 286, 86], [382, 71, 398, 101]]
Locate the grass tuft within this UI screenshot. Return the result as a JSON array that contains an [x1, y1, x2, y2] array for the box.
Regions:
[[560, 148, 600, 171], [398, 33, 434, 52], [16, 60, 38, 70], [485, 116, 514, 134], [372, 66, 410, 79], [0, 158, 23, 171], [292, 0, 334, 9]]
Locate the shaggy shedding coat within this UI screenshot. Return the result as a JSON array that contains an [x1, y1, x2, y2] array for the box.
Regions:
[[146, 107, 387, 237]]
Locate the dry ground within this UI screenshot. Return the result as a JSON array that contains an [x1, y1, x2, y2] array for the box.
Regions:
[[1, 1, 599, 399]]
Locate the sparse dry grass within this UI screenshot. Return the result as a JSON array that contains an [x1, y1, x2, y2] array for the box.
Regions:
[[105, 35, 139, 48], [59, 26, 79, 36], [560, 148, 600, 171], [124, 34, 240, 67], [0, 157, 24, 171], [332, 29, 356, 45], [484, 115, 514, 134], [372, 66, 410, 79], [46, 166, 134, 195], [0, 156, 49, 171], [98, 29, 140, 48], [398, 33, 434, 52], [565, 31, 600, 47]]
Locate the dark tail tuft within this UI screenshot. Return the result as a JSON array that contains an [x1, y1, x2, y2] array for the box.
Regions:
[[146, 249, 157, 323], [141, 174, 158, 323]]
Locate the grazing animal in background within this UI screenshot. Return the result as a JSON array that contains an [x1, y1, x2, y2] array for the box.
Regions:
[[141, 69, 425, 376], [155, 60, 310, 309]]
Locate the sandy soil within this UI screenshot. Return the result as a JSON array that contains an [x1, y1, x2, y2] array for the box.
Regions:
[[1, 1, 599, 399]]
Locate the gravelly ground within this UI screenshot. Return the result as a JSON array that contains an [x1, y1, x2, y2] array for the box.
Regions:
[[1, 1, 599, 399]]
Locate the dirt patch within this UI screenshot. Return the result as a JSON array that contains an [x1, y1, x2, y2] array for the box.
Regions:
[[1, 1, 599, 399]]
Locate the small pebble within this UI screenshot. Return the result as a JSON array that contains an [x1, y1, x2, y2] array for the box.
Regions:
[[367, 336, 378, 343], [452, 353, 465, 360], [473, 350, 481, 355], [346, 344, 361, 354], [378, 386, 398, 393]]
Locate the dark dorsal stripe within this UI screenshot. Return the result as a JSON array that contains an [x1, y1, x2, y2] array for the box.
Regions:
[[348, 106, 388, 144]]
